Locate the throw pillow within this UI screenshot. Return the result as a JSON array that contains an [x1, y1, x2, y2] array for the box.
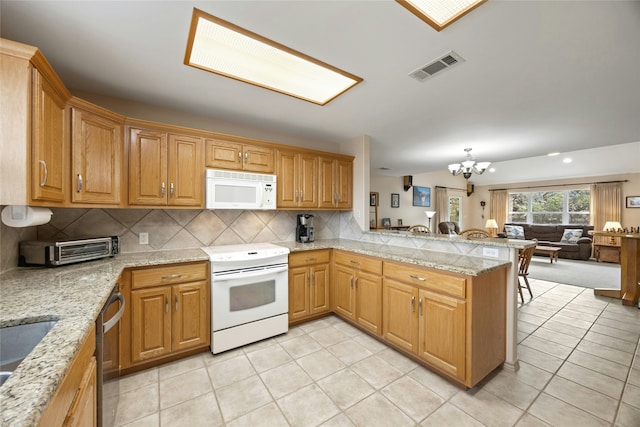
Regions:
[[560, 229, 584, 243], [504, 225, 525, 239]]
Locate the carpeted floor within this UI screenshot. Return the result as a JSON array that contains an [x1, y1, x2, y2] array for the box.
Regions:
[[527, 256, 621, 289]]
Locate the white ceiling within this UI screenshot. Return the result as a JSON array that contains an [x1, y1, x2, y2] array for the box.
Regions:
[[2, 1, 639, 183]]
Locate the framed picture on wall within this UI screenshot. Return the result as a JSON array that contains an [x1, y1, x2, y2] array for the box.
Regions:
[[370, 192, 379, 206], [381, 218, 391, 228], [412, 186, 431, 207], [626, 196, 640, 208], [391, 193, 400, 208]]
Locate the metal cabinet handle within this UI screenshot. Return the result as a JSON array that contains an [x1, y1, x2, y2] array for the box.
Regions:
[[244, 152, 248, 163], [350, 260, 360, 265], [175, 295, 178, 311], [305, 258, 317, 262], [77, 174, 83, 192], [39, 160, 48, 187], [354, 277, 358, 289], [162, 274, 182, 279], [410, 275, 426, 281], [311, 272, 315, 287], [300, 191, 303, 200], [238, 151, 242, 162], [419, 298, 423, 316], [350, 276, 354, 289], [161, 182, 166, 197], [307, 272, 310, 285], [411, 296, 415, 312], [170, 182, 174, 197], [165, 296, 169, 313], [295, 190, 298, 202]]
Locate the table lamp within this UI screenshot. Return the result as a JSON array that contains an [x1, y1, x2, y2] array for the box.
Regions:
[[485, 219, 498, 237], [424, 211, 436, 231], [603, 221, 622, 245]]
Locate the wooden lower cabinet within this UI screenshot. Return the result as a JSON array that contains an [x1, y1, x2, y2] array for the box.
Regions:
[[333, 251, 382, 335], [289, 250, 331, 323], [38, 326, 96, 427], [382, 260, 505, 387], [121, 261, 210, 370]]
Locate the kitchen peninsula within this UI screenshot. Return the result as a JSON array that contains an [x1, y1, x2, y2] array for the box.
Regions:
[[0, 235, 529, 426]]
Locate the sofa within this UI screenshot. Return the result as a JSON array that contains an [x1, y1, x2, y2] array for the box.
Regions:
[[502, 223, 594, 261]]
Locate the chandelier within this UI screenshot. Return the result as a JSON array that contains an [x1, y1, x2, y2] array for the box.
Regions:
[[447, 148, 491, 179]]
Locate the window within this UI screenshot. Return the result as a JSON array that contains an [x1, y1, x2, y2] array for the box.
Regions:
[[508, 189, 590, 224], [448, 195, 463, 226]]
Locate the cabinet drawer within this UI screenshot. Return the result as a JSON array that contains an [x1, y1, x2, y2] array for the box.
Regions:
[[131, 262, 208, 289], [383, 261, 466, 299], [289, 250, 330, 267], [334, 250, 382, 275]]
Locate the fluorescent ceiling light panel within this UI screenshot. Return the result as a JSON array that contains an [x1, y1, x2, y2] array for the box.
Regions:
[[397, 0, 487, 31], [184, 8, 362, 105]]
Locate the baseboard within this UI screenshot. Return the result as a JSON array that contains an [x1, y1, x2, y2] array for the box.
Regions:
[[594, 288, 621, 298]]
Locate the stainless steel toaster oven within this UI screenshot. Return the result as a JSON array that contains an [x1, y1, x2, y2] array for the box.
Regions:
[[19, 236, 120, 267]]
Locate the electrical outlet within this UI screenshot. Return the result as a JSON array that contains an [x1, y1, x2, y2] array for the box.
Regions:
[[482, 247, 499, 258], [139, 232, 149, 245]]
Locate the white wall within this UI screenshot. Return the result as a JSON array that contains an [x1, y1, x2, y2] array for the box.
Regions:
[[341, 135, 370, 231]]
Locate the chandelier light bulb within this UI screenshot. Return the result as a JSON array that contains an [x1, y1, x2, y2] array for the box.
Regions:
[[448, 148, 491, 180]]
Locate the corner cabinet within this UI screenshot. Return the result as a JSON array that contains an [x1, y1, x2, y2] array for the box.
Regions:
[[120, 261, 210, 371], [288, 250, 331, 324], [70, 97, 124, 205], [382, 260, 505, 387], [128, 126, 204, 207], [205, 138, 274, 173], [333, 250, 383, 335]]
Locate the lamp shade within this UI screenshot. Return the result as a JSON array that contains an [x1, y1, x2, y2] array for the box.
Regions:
[[485, 219, 498, 229], [603, 221, 622, 231], [424, 211, 436, 219]]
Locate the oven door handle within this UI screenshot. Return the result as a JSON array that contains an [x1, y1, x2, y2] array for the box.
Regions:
[[103, 293, 125, 334], [212, 265, 288, 282]]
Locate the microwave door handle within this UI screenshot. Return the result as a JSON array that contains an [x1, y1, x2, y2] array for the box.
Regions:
[[213, 265, 288, 282], [103, 293, 125, 334]]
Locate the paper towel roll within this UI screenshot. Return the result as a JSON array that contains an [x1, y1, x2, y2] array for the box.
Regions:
[[1, 205, 53, 227]]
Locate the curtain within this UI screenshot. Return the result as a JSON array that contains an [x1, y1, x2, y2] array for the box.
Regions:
[[490, 190, 508, 232], [434, 187, 449, 233], [590, 182, 622, 245]]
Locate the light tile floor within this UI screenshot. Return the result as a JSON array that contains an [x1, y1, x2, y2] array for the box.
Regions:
[[106, 279, 640, 426]]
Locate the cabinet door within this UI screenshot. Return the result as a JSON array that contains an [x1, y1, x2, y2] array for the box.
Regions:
[[168, 133, 204, 207], [333, 265, 355, 319], [335, 159, 352, 209], [128, 128, 167, 205], [289, 266, 310, 321], [63, 357, 96, 427], [243, 144, 274, 173], [298, 153, 318, 208], [205, 139, 242, 170], [382, 279, 418, 353], [131, 287, 171, 362], [172, 281, 209, 352], [31, 69, 67, 202], [355, 271, 382, 335], [276, 150, 298, 208], [71, 108, 122, 204], [310, 264, 330, 315], [418, 289, 466, 381], [317, 156, 335, 208]]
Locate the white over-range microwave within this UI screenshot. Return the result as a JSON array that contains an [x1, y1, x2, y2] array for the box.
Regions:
[[205, 169, 277, 210]]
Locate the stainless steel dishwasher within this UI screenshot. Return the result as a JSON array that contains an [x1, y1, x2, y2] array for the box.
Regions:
[[96, 285, 124, 427]]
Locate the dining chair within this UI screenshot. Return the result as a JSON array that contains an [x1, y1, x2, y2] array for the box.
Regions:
[[459, 228, 490, 239], [518, 246, 535, 303], [407, 225, 431, 234], [438, 221, 460, 235]]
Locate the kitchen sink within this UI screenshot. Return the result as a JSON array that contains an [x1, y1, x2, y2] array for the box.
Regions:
[[0, 320, 57, 386]]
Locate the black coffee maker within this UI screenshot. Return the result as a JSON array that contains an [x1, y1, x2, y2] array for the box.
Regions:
[[296, 214, 315, 243]]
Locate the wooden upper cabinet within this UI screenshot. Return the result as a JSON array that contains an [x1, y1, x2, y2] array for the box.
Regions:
[[318, 156, 353, 209], [128, 127, 203, 207], [276, 149, 318, 208], [168, 134, 204, 206], [70, 99, 124, 205], [205, 138, 274, 173], [31, 68, 69, 203]]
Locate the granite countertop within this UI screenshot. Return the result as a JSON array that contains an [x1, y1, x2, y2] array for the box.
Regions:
[[0, 236, 522, 426], [0, 249, 209, 427], [278, 238, 516, 276]]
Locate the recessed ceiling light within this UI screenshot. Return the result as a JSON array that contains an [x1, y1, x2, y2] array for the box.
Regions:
[[547, 152, 560, 156], [184, 8, 362, 105], [489, 167, 495, 173], [563, 158, 572, 163], [396, 0, 487, 31]]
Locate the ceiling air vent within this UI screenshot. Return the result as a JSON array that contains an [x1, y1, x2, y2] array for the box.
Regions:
[[409, 51, 465, 82]]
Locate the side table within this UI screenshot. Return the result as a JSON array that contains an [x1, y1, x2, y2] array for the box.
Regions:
[[594, 243, 621, 263]]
